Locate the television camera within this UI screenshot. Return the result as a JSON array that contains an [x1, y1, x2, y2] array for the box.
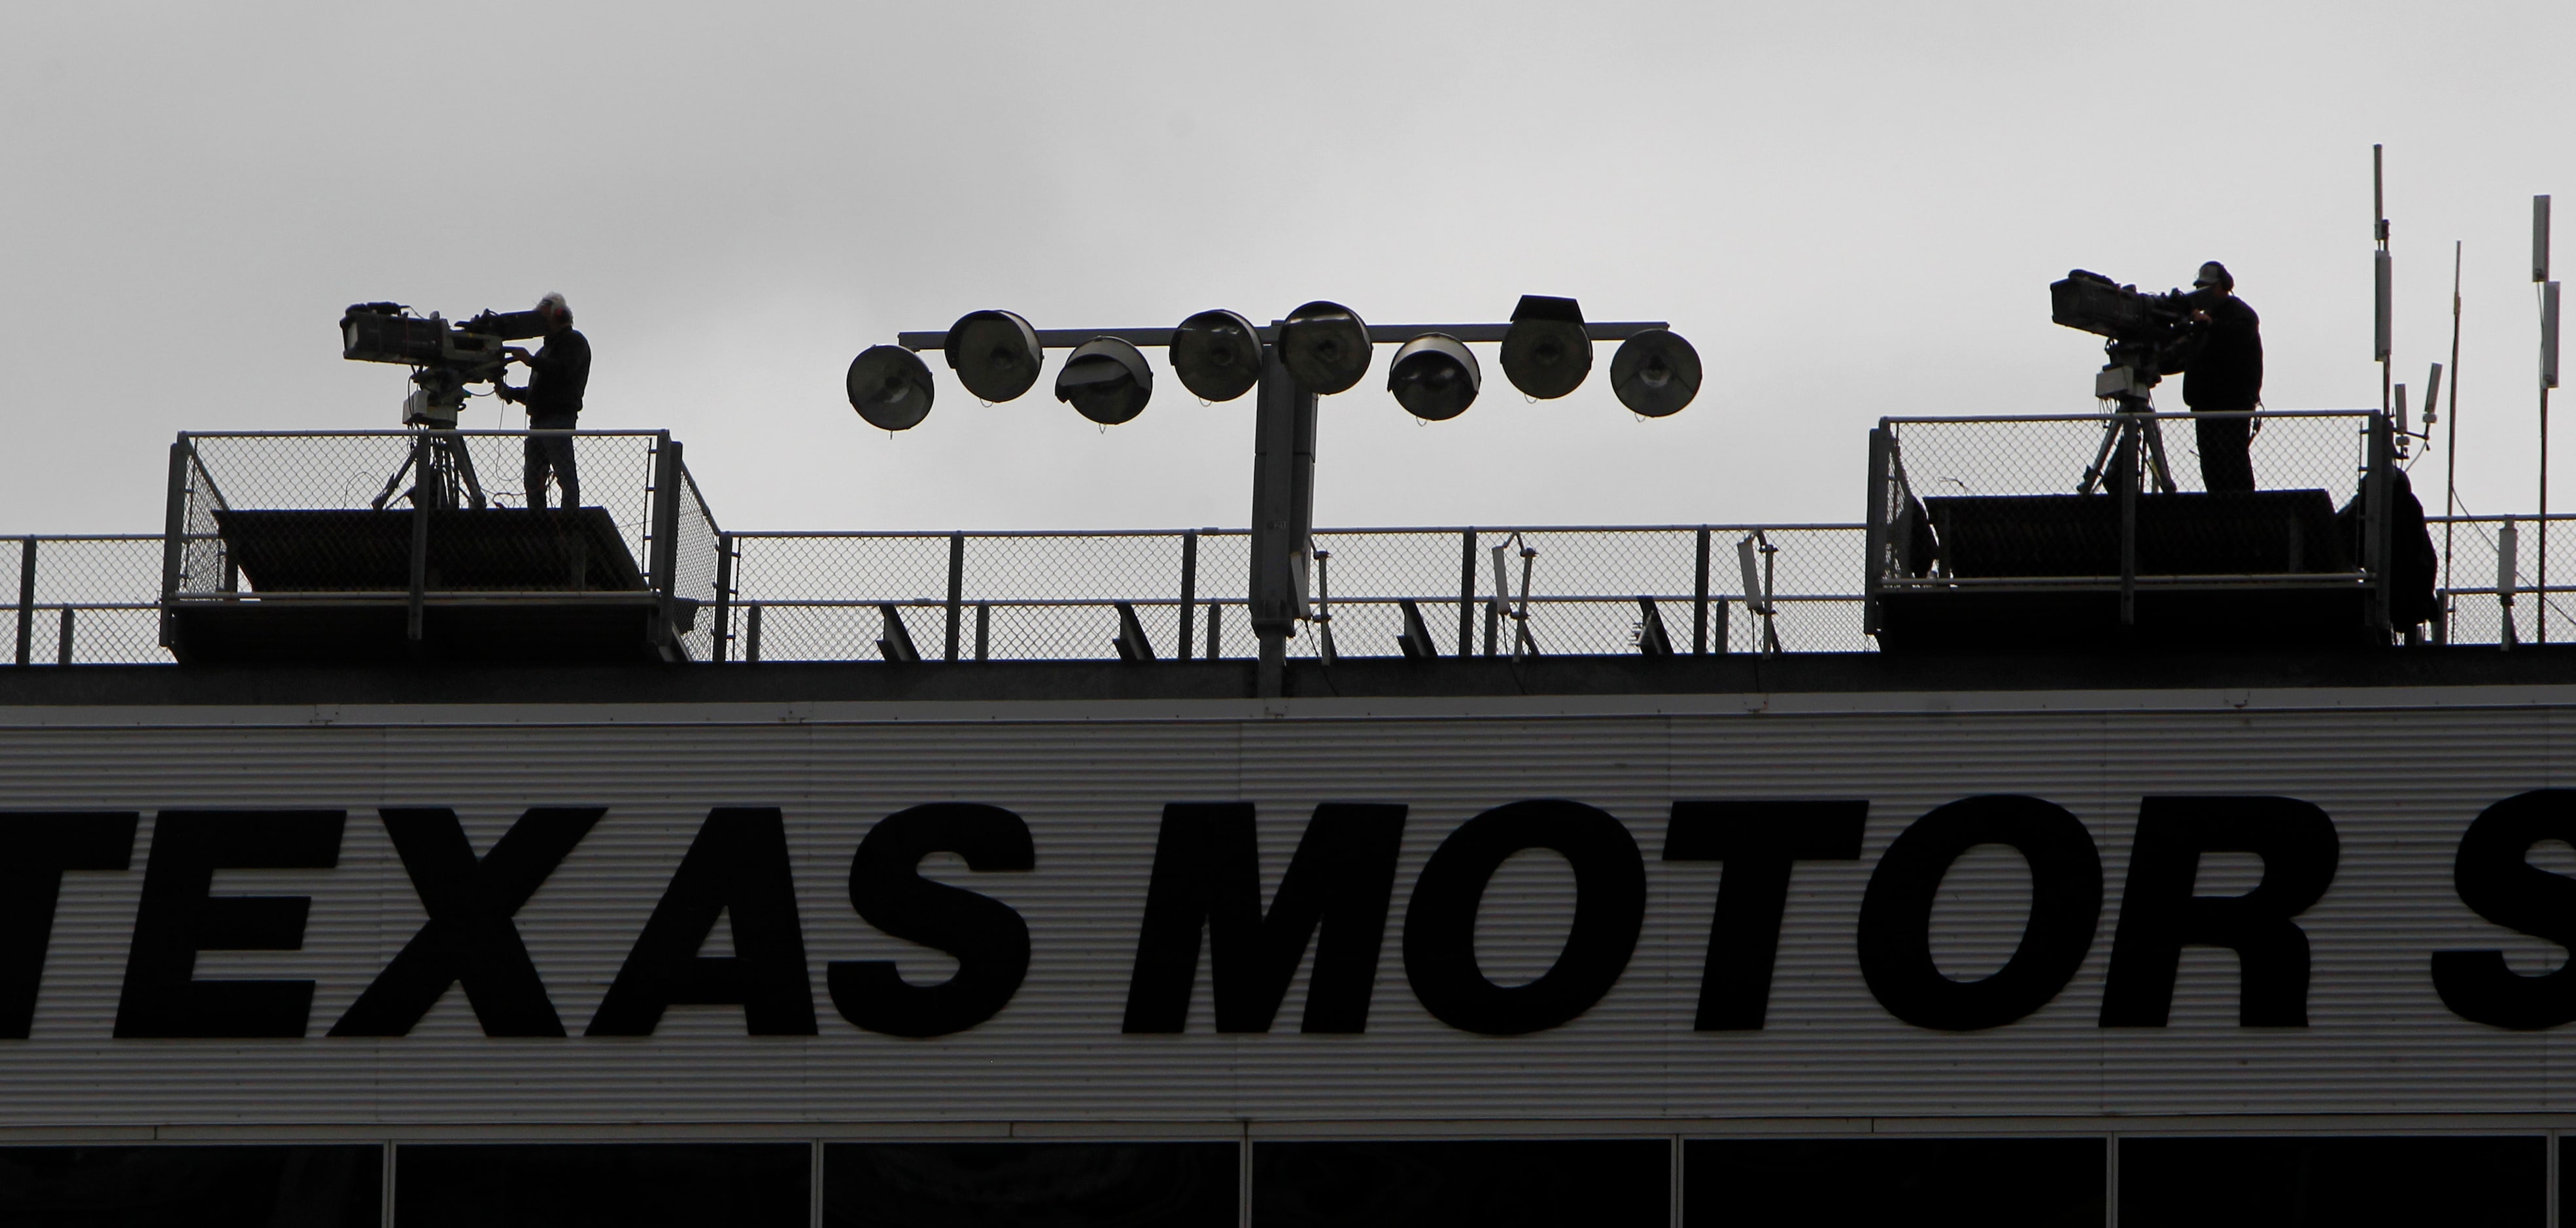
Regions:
[[340, 303, 548, 428], [339, 303, 547, 510], [2051, 270, 2209, 496]]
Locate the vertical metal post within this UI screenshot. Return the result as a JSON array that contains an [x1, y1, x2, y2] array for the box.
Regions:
[[1863, 426, 1891, 636], [1205, 602, 1222, 660], [407, 432, 430, 643], [1177, 530, 1198, 660], [1248, 343, 1317, 698], [2367, 413, 2395, 635], [745, 603, 764, 664], [975, 602, 990, 661], [1456, 528, 1478, 658], [2116, 423, 2138, 628], [14, 537, 32, 667], [712, 532, 736, 664], [944, 532, 964, 662], [647, 435, 683, 651], [158, 439, 189, 650], [1692, 526, 1712, 654], [55, 608, 72, 666]]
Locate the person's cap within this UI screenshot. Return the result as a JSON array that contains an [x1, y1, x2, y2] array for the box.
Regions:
[[2193, 262, 2233, 292], [537, 292, 570, 316]]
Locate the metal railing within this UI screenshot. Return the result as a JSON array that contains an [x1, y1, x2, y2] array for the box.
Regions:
[[0, 536, 165, 665], [160, 430, 721, 660], [2428, 513, 2576, 646], [5, 416, 2560, 665], [710, 525, 1868, 664], [1867, 411, 2396, 634]]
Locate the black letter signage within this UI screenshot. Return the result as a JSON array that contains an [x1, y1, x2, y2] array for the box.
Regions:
[[114, 810, 344, 1038], [1662, 800, 1866, 1031], [831, 803, 1036, 1038], [587, 808, 816, 1036], [331, 807, 603, 1038], [2433, 789, 2576, 1029], [1123, 802, 1407, 1033], [1403, 799, 1645, 1035], [2099, 796, 2338, 1027], [0, 813, 135, 1038], [1857, 796, 2102, 1031]]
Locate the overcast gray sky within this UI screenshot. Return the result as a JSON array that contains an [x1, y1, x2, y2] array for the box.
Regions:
[[3, 1, 2571, 536]]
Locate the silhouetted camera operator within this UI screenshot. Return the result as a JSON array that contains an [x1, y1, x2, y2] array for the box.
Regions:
[[498, 292, 591, 511], [2167, 262, 2262, 493]]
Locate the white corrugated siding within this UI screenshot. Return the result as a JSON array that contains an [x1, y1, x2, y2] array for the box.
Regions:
[[0, 693, 2566, 1127]]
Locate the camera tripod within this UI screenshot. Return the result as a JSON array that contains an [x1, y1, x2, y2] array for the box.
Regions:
[[2076, 362, 2178, 496], [371, 428, 488, 512]]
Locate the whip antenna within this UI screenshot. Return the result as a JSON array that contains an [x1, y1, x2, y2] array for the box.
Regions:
[[2540, 196, 2558, 641], [2376, 146, 2394, 424], [2441, 241, 2463, 641]]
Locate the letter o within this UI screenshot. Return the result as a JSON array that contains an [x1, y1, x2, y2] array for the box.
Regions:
[[1857, 795, 2102, 1031], [1403, 799, 1646, 1035]]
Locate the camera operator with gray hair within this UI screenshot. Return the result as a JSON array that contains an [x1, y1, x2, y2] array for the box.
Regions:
[[497, 292, 591, 511], [2170, 261, 2262, 493]]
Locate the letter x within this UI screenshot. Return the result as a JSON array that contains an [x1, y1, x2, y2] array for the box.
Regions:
[[330, 808, 602, 1038]]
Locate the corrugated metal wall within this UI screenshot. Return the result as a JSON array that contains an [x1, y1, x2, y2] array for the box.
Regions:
[[0, 692, 2567, 1127]]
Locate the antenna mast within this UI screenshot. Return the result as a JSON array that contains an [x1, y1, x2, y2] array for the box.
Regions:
[[2441, 240, 2462, 641], [2375, 146, 2394, 424], [2539, 195, 2558, 642]]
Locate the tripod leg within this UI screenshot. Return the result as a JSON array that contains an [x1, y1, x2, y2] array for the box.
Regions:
[[371, 452, 418, 512], [2080, 411, 2122, 495], [2141, 418, 2178, 493], [443, 437, 488, 510]]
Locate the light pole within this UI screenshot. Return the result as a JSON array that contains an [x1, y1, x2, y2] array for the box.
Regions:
[[857, 300, 1700, 694]]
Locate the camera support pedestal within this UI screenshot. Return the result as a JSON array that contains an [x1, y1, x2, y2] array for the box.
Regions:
[[2078, 364, 2178, 497]]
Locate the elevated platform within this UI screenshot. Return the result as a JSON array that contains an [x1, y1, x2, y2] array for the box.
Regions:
[[169, 506, 673, 665], [1876, 489, 2377, 651]]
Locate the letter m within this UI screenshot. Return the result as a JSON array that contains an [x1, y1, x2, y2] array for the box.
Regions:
[[1122, 802, 1405, 1034]]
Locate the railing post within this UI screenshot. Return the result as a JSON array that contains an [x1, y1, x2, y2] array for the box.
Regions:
[[712, 532, 736, 664], [745, 603, 764, 664], [1692, 526, 1711, 655], [1176, 530, 1198, 660], [2367, 413, 2394, 636], [56, 608, 73, 666], [14, 537, 33, 667], [1863, 425, 1891, 637], [944, 532, 964, 662], [975, 602, 990, 662], [2116, 424, 2138, 628], [407, 432, 430, 643], [1457, 528, 1478, 658], [647, 435, 683, 651], [158, 439, 189, 651]]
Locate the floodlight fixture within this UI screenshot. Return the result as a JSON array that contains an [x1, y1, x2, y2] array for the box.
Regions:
[[1170, 309, 1263, 401], [1278, 301, 1371, 394], [1500, 294, 1593, 399], [1388, 333, 1481, 420], [1609, 328, 1702, 417], [1056, 336, 1154, 425], [847, 344, 936, 431], [944, 309, 1044, 401], [874, 301, 1701, 697]]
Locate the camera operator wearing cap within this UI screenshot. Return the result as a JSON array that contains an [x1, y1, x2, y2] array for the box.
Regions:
[[2171, 261, 2263, 493], [498, 292, 591, 511]]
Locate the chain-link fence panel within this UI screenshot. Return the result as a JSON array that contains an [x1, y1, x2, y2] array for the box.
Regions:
[[175, 432, 670, 600], [1886, 412, 2373, 504], [666, 465, 722, 662], [722, 524, 1872, 662], [2429, 515, 2576, 645], [0, 537, 167, 665]]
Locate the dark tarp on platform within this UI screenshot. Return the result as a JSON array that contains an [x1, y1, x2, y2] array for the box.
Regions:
[[214, 506, 644, 593]]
